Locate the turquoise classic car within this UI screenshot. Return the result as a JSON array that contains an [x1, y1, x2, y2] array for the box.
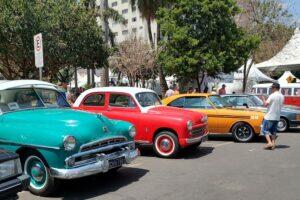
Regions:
[[0, 80, 139, 196]]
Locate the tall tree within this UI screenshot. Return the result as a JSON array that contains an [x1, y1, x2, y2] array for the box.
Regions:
[[0, 0, 108, 81], [157, 0, 259, 91], [130, 0, 169, 95], [236, 0, 295, 91]]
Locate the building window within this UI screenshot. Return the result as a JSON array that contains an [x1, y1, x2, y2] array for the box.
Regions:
[[132, 6, 136, 12], [122, 0, 128, 3], [122, 30, 128, 35], [122, 9, 128, 14], [132, 17, 137, 22], [132, 28, 137, 33], [111, 1, 117, 7], [124, 19, 128, 24], [139, 26, 143, 30]]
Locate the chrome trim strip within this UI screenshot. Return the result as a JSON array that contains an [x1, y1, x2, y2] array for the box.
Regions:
[[135, 140, 151, 144], [79, 136, 127, 151], [186, 134, 208, 144], [51, 148, 139, 179], [0, 139, 60, 150]]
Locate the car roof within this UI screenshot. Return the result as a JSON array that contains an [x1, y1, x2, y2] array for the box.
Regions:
[[73, 87, 156, 108], [0, 80, 57, 90]]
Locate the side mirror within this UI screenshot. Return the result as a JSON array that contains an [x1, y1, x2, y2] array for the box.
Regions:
[[243, 103, 249, 108]]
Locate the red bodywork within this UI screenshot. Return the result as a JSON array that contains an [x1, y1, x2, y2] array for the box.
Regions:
[[73, 91, 208, 148], [284, 96, 300, 107]]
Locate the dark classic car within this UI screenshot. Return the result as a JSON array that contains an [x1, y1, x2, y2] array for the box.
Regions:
[[0, 149, 30, 199], [222, 94, 300, 132]]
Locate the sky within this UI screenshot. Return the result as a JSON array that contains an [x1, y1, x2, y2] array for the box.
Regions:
[[283, 0, 300, 23]]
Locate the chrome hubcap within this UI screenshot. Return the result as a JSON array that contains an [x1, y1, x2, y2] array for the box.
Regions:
[[160, 139, 171, 151], [31, 165, 44, 182]]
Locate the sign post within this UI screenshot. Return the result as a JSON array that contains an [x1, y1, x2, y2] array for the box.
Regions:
[[34, 33, 44, 80]]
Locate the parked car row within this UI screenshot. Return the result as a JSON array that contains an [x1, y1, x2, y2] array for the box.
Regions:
[[0, 80, 298, 198]]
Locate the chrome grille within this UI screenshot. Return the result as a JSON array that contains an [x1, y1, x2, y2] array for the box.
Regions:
[[191, 127, 205, 135], [80, 137, 127, 152]]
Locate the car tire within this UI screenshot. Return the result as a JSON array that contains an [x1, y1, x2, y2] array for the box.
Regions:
[[154, 131, 179, 158], [232, 122, 254, 142], [22, 153, 56, 196], [277, 117, 289, 132]]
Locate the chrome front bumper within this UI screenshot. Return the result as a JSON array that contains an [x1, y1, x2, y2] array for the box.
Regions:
[[50, 148, 139, 179], [186, 133, 208, 144]]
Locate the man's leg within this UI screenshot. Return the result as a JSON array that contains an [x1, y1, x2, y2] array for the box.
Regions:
[[270, 121, 279, 149], [262, 120, 273, 148]]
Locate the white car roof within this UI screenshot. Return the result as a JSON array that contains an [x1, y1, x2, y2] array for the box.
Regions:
[[0, 80, 57, 90], [73, 87, 156, 108]]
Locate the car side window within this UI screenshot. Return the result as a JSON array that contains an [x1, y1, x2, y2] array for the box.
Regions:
[[83, 94, 105, 106], [109, 93, 136, 108], [224, 96, 237, 106], [184, 97, 213, 109], [168, 97, 185, 108]]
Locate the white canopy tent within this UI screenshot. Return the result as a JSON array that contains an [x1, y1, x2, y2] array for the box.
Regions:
[[256, 28, 300, 71], [278, 71, 300, 84]]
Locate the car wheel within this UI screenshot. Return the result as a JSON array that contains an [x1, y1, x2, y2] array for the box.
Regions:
[[154, 131, 179, 158], [23, 154, 56, 196], [232, 122, 254, 142], [277, 117, 288, 132]]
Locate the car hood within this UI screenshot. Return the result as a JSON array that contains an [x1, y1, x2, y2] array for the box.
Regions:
[[147, 106, 205, 123], [0, 108, 131, 149]]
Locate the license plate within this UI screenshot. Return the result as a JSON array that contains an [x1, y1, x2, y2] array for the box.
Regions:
[[109, 157, 125, 169], [201, 135, 208, 142]]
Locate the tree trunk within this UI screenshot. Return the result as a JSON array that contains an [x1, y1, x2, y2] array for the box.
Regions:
[[156, 22, 169, 96], [74, 66, 78, 90], [100, 0, 110, 87], [198, 72, 205, 92], [242, 59, 254, 93], [87, 68, 91, 86], [91, 67, 95, 87], [146, 16, 154, 48]]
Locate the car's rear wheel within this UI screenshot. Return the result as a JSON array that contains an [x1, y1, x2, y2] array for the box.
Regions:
[[277, 117, 289, 132], [23, 154, 56, 196], [154, 131, 179, 158], [232, 122, 254, 142]]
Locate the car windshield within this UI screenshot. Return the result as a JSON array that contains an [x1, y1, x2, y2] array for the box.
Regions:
[[0, 88, 70, 113], [248, 95, 264, 106], [135, 92, 162, 107], [209, 95, 232, 108]]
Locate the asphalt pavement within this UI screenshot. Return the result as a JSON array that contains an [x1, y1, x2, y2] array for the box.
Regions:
[[19, 129, 300, 200]]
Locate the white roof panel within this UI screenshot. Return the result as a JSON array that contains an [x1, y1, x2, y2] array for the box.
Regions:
[[0, 80, 56, 90]]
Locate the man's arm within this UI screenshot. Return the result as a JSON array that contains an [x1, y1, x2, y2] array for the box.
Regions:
[[262, 95, 271, 106]]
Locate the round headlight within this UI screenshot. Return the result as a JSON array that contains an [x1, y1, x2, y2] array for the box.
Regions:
[[187, 120, 193, 131], [201, 115, 208, 123], [63, 136, 76, 151], [129, 126, 136, 138]]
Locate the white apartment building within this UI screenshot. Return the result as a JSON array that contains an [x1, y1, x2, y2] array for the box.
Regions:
[[96, 0, 157, 44]]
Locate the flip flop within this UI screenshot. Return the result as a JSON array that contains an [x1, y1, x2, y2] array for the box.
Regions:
[[264, 144, 273, 149]]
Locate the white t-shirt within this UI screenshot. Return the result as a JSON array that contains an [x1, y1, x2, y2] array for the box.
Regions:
[[264, 91, 284, 121], [165, 89, 174, 98]]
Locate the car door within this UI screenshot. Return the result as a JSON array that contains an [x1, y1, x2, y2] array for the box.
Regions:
[[104, 92, 143, 141], [183, 96, 220, 133], [78, 92, 107, 113]]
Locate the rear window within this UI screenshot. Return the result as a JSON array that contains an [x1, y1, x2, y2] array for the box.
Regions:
[[109, 93, 136, 107], [294, 88, 300, 96], [281, 88, 292, 96], [257, 88, 268, 95]]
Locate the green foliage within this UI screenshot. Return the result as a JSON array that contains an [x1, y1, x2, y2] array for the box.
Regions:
[[157, 0, 260, 89], [0, 0, 108, 81]]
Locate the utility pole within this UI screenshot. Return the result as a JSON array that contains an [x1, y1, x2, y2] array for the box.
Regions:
[[100, 0, 110, 87]]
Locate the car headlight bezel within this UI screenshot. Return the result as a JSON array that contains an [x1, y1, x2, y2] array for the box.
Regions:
[[201, 115, 208, 123], [63, 135, 77, 151], [129, 126, 136, 138], [0, 158, 22, 180], [187, 120, 193, 131]]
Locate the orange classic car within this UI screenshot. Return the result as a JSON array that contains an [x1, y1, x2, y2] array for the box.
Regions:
[[162, 94, 265, 142]]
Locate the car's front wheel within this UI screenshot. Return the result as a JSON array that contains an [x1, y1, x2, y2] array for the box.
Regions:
[[23, 154, 56, 196], [232, 122, 254, 142], [277, 117, 289, 132], [154, 131, 179, 158]]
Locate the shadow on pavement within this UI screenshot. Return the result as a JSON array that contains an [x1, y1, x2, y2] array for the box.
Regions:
[[275, 145, 290, 149], [139, 146, 214, 160], [51, 167, 148, 199]]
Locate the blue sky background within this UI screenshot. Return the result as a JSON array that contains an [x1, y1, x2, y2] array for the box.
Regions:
[[283, 0, 300, 23]]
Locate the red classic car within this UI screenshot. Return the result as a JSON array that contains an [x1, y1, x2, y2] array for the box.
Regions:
[[73, 87, 208, 158]]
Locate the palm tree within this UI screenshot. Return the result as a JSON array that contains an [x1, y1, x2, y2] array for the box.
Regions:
[[130, 0, 169, 94]]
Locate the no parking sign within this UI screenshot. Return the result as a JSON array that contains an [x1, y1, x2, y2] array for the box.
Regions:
[[34, 33, 44, 68]]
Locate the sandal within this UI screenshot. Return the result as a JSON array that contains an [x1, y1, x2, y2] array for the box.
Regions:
[[264, 143, 273, 149]]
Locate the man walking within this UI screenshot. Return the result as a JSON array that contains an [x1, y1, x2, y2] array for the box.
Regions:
[[261, 83, 284, 150]]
